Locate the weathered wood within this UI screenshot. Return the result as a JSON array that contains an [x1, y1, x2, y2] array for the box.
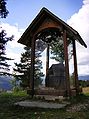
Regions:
[[63, 30, 70, 96], [18, 8, 86, 97], [45, 43, 50, 86], [34, 18, 63, 36], [30, 37, 35, 98], [72, 39, 79, 94]]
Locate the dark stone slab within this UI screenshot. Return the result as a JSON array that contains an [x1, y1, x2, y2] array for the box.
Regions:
[[46, 63, 66, 89]]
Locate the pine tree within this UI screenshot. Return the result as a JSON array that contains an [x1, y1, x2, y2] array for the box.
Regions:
[[0, 0, 9, 18], [50, 37, 73, 63], [36, 28, 73, 63], [0, 0, 14, 75], [50, 36, 64, 63], [0, 29, 13, 75], [13, 47, 44, 88], [34, 49, 44, 87]]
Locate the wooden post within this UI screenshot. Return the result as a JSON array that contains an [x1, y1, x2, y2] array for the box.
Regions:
[[30, 37, 35, 98], [63, 30, 70, 97], [45, 43, 49, 86], [72, 39, 79, 94]]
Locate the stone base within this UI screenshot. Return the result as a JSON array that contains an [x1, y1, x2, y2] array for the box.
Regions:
[[35, 89, 66, 96], [47, 76, 66, 89], [27, 86, 82, 97], [15, 100, 67, 109]]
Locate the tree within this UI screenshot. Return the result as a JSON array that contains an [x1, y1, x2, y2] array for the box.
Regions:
[[34, 49, 44, 86], [50, 37, 64, 63], [36, 28, 73, 63], [0, 30, 13, 75], [0, 0, 9, 18], [50, 37, 73, 63], [13, 47, 44, 88], [70, 73, 75, 87], [0, 0, 14, 75], [13, 47, 31, 88]]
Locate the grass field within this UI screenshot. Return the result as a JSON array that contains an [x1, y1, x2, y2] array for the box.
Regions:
[[0, 89, 89, 119], [83, 86, 89, 94]]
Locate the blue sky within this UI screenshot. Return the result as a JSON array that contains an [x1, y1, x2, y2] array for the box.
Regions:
[[2, 0, 82, 28], [0, 0, 89, 76]]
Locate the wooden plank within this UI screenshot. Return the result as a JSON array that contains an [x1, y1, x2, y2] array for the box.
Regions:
[[45, 43, 50, 86], [72, 39, 79, 94], [30, 37, 35, 98], [63, 30, 70, 97]]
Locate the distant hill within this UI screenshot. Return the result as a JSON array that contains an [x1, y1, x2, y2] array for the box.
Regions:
[[79, 75, 89, 81], [0, 75, 89, 91], [0, 76, 13, 90]]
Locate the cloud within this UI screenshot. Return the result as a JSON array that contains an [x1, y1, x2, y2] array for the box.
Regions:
[[0, 22, 25, 70], [0, 22, 25, 48], [67, 0, 89, 75]]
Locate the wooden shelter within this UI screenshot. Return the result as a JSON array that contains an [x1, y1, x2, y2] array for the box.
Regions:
[[18, 8, 87, 97]]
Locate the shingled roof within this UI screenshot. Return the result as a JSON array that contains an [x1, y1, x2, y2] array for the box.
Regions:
[[18, 7, 87, 48]]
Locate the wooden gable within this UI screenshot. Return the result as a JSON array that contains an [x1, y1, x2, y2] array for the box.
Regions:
[[18, 7, 87, 48]]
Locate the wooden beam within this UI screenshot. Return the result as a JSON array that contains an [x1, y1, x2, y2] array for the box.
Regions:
[[72, 39, 79, 94], [63, 30, 70, 97], [45, 43, 50, 87], [30, 37, 35, 98]]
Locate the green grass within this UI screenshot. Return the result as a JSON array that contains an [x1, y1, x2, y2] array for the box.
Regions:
[[0, 91, 89, 119]]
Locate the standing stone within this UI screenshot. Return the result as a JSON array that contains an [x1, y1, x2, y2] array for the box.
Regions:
[[46, 63, 66, 89]]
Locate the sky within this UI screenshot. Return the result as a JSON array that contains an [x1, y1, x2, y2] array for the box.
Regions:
[[0, 0, 89, 76]]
